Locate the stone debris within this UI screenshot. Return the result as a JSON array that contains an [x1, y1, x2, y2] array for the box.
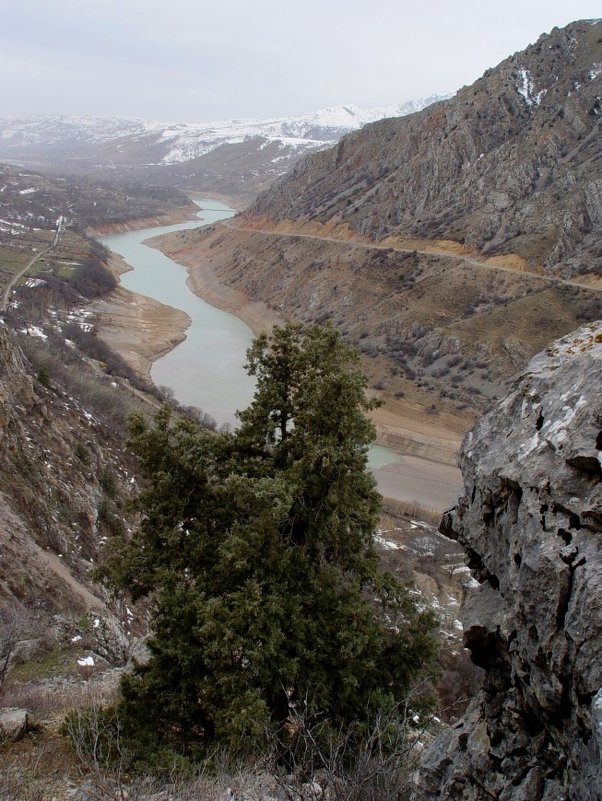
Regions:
[[0, 707, 29, 743]]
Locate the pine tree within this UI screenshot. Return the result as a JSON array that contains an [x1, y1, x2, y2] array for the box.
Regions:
[[102, 323, 437, 760]]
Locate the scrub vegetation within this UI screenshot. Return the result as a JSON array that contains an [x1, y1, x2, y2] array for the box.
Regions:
[[93, 323, 438, 772]]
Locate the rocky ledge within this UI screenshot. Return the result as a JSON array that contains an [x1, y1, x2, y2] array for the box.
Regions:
[[413, 323, 602, 800]]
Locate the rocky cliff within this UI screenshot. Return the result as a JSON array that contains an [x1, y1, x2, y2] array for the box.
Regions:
[[413, 322, 602, 800], [251, 20, 602, 279]]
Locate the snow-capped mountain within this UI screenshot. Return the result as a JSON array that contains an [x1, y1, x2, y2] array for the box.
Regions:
[[0, 97, 449, 165], [0, 96, 451, 203]]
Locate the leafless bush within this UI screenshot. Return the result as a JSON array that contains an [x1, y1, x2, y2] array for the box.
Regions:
[[0, 741, 55, 801], [0, 601, 43, 693], [63, 699, 132, 800], [0, 609, 21, 693], [264, 698, 431, 801], [63, 703, 273, 801]]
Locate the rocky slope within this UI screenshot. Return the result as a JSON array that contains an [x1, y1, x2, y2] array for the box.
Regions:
[[0, 322, 143, 617], [251, 20, 602, 278], [165, 20, 602, 423], [412, 322, 602, 800], [0, 98, 448, 206]]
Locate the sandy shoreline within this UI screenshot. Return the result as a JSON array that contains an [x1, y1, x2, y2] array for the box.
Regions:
[[91, 286, 190, 382], [90, 250, 191, 381], [148, 229, 466, 467], [144, 230, 284, 337], [91, 211, 464, 511]]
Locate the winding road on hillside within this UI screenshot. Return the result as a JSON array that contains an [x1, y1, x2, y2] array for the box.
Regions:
[[223, 218, 601, 294], [1, 247, 51, 312], [1, 218, 66, 312]]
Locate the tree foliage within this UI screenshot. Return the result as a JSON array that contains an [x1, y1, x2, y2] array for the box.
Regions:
[[102, 323, 437, 761]]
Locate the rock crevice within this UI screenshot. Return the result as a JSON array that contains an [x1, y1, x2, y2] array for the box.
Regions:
[[414, 323, 602, 800]]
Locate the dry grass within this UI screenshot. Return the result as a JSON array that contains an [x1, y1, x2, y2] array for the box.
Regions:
[[380, 497, 443, 527]]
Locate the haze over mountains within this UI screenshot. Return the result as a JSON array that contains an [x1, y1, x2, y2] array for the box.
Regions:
[[161, 19, 602, 426], [0, 96, 449, 204]]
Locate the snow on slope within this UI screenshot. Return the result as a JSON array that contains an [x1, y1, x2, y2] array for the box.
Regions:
[[0, 95, 451, 167]]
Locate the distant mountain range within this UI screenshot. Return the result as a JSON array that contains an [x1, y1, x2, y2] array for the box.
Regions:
[[0, 97, 449, 204]]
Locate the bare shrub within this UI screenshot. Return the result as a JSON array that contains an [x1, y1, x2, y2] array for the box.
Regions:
[[62, 699, 134, 799], [0, 601, 41, 692], [265, 699, 431, 801], [2, 676, 120, 718]]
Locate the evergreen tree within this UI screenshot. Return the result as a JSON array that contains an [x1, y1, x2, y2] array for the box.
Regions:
[[102, 323, 436, 760]]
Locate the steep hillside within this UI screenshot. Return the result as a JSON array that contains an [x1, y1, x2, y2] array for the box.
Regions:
[[0, 164, 193, 623], [251, 20, 602, 278], [0, 97, 448, 206], [0, 325, 141, 614], [158, 20, 602, 428]]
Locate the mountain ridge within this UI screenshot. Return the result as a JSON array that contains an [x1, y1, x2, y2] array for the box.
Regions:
[[248, 19, 602, 277], [161, 19, 602, 425], [0, 97, 451, 164], [0, 96, 450, 205]]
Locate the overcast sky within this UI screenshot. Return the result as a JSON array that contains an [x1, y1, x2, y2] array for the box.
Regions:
[[1, 1, 600, 123]]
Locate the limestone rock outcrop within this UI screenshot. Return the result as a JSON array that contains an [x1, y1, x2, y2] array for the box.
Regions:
[[0, 708, 29, 743], [413, 322, 602, 800]]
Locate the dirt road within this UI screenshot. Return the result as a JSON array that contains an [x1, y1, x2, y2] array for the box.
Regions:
[[224, 218, 601, 293]]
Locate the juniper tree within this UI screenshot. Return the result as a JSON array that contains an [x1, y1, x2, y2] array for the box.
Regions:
[[101, 323, 436, 761]]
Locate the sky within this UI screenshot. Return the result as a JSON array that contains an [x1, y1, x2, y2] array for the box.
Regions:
[[1, 0, 601, 124]]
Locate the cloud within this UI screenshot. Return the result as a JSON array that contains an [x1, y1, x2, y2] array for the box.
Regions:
[[1, 0, 601, 121]]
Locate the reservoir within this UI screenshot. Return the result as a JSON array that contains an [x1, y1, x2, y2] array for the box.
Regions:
[[99, 200, 255, 428], [99, 200, 461, 511]]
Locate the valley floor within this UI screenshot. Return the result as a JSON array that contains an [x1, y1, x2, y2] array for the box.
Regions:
[[90, 211, 469, 512]]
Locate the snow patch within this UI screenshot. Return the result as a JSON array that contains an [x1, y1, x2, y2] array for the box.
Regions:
[[589, 63, 602, 80], [374, 534, 403, 550], [516, 67, 546, 108], [19, 325, 47, 340]]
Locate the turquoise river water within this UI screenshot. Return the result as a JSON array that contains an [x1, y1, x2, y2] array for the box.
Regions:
[[98, 199, 462, 507]]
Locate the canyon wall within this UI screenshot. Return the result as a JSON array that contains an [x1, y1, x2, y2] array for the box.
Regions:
[[413, 323, 602, 800]]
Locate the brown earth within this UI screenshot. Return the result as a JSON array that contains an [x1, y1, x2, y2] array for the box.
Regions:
[[148, 226, 472, 473], [88, 250, 189, 382], [91, 285, 190, 382]]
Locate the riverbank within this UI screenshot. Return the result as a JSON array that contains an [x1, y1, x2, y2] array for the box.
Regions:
[[89, 252, 190, 381], [88, 204, 200, 236], [147, 227, 467, 470], [92, 203, 464, 511], [91, 284, 190, 382], [145, 230, 284, 338]]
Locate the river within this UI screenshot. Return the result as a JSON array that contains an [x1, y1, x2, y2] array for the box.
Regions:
[[99, 200, 255, 428], [99, 199, 461, 512]]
